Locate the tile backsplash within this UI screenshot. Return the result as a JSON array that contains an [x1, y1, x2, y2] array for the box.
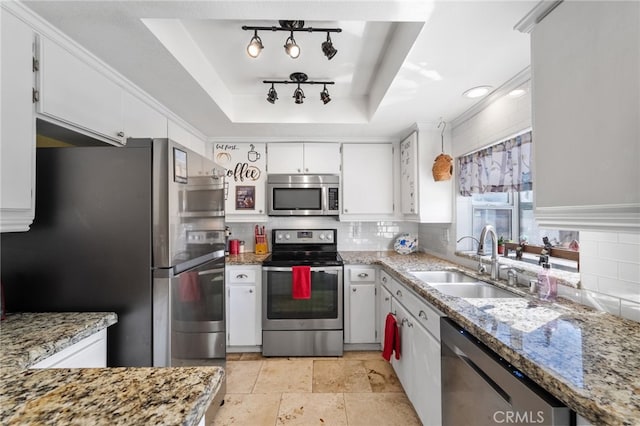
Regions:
[[226, 218, 419, 252]]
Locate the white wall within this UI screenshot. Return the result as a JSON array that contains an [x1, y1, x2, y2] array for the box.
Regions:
[[421, 77, 640, 322]]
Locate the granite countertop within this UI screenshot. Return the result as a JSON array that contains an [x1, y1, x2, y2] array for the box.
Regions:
[[341, 251, 639, 426], [0, 312, 225, 426], [226, 252, 270, 265]]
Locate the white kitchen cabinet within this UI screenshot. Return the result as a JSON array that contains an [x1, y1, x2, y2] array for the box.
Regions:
[[226, 266, 262, 348], [31, 329, 107, 368], [38, 37, 125, 145], [524, 1, 640, 232], [341, 143, 394, 219], [382, 269, 443, 426], [400, 127, 453, 223], [0, 9, 36, 232], [378, 284, 392, 345], [267, 142, 340, 174], [344, 266, 378, 344], [123, 92, 167, 139], [168, 120, 206, 156], [214, 143, 267, 221]]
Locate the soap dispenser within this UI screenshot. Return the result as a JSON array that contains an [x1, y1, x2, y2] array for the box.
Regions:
[[537, 262, 557, 301]]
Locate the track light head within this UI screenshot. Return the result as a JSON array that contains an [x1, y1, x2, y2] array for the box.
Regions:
[[284, 32, 300, 59], [247, 30, 263, 58], [266, 84, 278, 104], [320, 85, 331, 104], [293, 85, 305, 104], [321, 33, 337, 60]]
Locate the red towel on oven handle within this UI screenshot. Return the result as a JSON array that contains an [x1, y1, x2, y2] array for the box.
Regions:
[[382, 313, 401, 361], [292, 266, 311, 299]]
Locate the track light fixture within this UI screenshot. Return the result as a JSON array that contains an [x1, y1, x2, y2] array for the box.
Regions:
[[242, 20, 341, 60], [284, 31, 300, 59], [263, 72, 334, 105], [246, 30, 263, 58], [266, 83, 278, 104], [321, 33, 337, 60]]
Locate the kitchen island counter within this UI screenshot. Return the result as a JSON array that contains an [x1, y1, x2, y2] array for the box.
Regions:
[[341, 251, 640, 426], [0, 312, 224, 426]]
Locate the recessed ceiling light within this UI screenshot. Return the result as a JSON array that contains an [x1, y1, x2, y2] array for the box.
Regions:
[[463, 86, 492, 99], [508, 88, 527, 98]]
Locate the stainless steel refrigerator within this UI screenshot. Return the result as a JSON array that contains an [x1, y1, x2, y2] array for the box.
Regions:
[[1, 138, 226, 367]]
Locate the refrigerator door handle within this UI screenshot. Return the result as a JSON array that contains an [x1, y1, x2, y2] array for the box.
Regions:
[[198, 267, 225, 276]]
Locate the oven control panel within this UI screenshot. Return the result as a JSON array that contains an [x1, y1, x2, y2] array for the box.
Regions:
[[273, 229, 335, 244]]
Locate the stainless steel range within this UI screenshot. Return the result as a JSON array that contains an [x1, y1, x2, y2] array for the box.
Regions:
[[262, 229, 344, 357]]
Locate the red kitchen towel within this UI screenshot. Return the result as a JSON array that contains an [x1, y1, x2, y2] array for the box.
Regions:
[[178, 271, 201, 302], [382, 313, 401, 361], [292, 266, 311, 299]]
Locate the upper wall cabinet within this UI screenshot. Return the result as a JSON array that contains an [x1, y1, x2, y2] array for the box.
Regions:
[[123, 92, 167, 140], [399, 127, 452, 223], [267, 143, 341, 174], [341, 143, 394, 220], [525, 1, 640, 232], [214, 143, 267, 221], [168, 120, 205, 156], [38, 38, 126, 145], [1, 9, 36, 232]]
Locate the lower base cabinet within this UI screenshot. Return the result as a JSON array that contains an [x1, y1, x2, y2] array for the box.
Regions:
[[226, 265, 262, 348], [31, 329, 107, 368], [344, 266, 378, 344], [382, 271, 442, 426]]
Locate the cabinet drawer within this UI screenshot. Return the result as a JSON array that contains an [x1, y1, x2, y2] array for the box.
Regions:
[[228, 269, 257, 284], [348, 267, 376, 283], [401, 291, 443, 341]]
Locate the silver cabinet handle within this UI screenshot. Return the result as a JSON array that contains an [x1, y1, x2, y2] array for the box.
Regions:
[[396, 290, 403, 297], [418, 310, 428, 320], [384, 297, 390, 302], [117, 131, 125, 137], [352, 287, 357, 292], [249, 289, 253, 293], [236, 273, 248, 279], [357, 272, 369, 278], [382, 276, 387, 283], [297, 168, 301, 173]]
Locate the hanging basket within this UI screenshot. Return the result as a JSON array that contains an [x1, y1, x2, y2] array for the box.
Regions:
[[432, 153, 453, 181]]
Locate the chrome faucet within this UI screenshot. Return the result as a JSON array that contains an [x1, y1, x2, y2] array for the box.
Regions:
[[478, 225, 499, 280]]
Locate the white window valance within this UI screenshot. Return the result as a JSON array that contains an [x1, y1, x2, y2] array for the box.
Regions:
[[458, 131, 532, 196]]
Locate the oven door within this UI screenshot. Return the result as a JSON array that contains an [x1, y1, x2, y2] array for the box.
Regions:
[[262, 266, 343, 330]]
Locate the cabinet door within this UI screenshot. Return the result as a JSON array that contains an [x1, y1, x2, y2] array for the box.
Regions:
[[31, 329, 107, 369], [400, 132, 418, 215], [348, 283, 377, 344], [123, 92, 167, 139], [214, 143, 267, 218], [0, 10, 35, 232], [378, 285, 392, 345], [228, 285, 258, 346], [390, 299, 413, 394], [411, 321, 441, 426], [267, 143, 304, 174], [39, 38, 124, 143], [303, 143, 341, 174], [341, 143, 394, 216]]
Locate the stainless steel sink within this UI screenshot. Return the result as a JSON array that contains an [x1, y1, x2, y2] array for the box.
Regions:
[[410, 270, 477, 283], [429, 282, 519, 298]]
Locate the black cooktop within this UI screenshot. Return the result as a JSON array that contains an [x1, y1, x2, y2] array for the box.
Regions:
[[262, 251, 344, 267]]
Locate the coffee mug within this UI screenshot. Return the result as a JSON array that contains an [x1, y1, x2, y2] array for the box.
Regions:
[[229, 239, 240, 255]]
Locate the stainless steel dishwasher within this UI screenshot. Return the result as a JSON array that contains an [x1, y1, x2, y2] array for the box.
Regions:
[[441, 318, 572, 426]]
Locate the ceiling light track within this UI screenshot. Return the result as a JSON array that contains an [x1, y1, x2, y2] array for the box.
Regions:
[[243, 20, 341, 59], [263, 72, 334, 105]]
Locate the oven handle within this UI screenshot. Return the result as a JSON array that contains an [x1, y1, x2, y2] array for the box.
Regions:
[[262, 266, 343, 273]]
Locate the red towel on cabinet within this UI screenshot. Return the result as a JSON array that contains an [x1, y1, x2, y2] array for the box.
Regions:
[[382, 313, 401, 361], [292, 266, 311, 299]]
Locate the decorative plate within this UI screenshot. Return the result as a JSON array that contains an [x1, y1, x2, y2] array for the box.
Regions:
[[394, 233, 418, 255]]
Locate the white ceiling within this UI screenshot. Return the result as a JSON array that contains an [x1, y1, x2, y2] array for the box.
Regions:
[[23, 0, 536, 140]]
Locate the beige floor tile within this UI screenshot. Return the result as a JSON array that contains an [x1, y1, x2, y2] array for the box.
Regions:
[[312, 360, 372, 393], [239, 352, 265, 361], [225, 360, 262, 393], [277, 393, 347, 426], [362, 359, 404, 393], [342, 350, 383, 360], [253, 359, 313, 393], [210, 393, 281, 426], [343, 393, 421, 426]]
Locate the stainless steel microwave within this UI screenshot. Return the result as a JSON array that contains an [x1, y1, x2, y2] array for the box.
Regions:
[[267, 174, 339, 216]]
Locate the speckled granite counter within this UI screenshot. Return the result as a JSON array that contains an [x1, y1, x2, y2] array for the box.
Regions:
[[0, 312, 225, 426], [226, 252, 270, 265], [342, 251, 640, 426]]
